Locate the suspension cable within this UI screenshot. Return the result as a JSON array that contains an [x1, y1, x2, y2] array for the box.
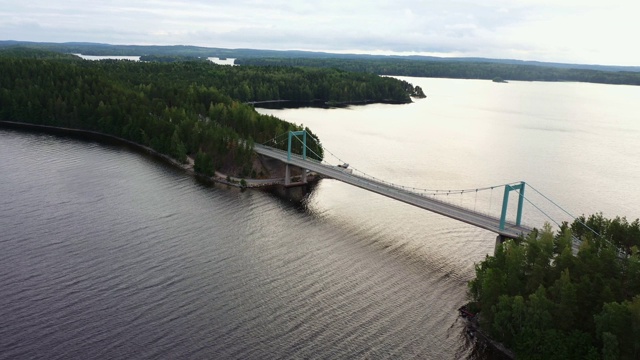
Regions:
[[288, 132, 524, 196], [526, 183, 575, 219], [280, 132, 574, 226], [512, 188, 562, 228], [262, 133, 288, 145], [512, 187, 610, 247], [278, 131, 617, 251]]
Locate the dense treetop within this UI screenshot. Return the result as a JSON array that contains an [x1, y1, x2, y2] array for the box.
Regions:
[[0, 46, 80, 60], [468, 214, 640, 359], [115, 58, 416, 104]]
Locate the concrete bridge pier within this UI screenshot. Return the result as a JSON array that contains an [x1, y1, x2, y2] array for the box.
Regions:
[[285, 164, 291, 186], [271, 174, 317, 203], [284, 164, 308, 186], [273, 182, 310, 202]]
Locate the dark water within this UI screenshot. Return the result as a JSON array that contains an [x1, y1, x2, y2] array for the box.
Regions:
[[0, 129, 474, 359]]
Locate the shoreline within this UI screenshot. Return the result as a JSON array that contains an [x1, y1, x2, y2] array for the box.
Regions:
[[248, 98, 411, 109], [0, 120, 306, 189], [458, 305, 516, 359]]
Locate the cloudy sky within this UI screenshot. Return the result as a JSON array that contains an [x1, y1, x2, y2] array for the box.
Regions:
[[1, 0, 637, 66]]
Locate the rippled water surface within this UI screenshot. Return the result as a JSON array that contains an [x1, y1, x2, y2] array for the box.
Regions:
[[0, 132, 475, 359], [2, 78, 639, 359]]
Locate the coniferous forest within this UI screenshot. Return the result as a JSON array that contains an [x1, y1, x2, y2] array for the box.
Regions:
[[0, 48, 418, 177], [468, 214, 640, 359]]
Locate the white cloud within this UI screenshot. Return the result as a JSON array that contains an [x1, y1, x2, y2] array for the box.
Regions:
[[0, 0, 638, 65]]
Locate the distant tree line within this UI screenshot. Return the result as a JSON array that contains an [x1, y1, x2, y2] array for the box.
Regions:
[[0, 46, 81, 60], [0, 41, 329, 60], [236, 57, 640, 86], [4, 41, 639, 73], [468, 214, 640, 359]]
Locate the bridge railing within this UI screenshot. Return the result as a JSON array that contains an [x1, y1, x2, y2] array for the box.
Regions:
[[275, 146, 503, 215]]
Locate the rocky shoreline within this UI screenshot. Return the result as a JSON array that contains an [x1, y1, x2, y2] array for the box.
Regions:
[[458, 305, 515, 359], [0, 120, 314, 189]]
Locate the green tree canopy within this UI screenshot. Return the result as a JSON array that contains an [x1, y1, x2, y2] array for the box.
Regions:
[[468, 215, 640, 359]]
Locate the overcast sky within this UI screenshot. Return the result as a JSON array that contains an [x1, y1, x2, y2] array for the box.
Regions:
[[1, 0, 637, 66]]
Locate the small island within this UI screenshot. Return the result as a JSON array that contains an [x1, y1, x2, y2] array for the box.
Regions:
[[411, 85, 427, 98], [492, 76, 508, 83]]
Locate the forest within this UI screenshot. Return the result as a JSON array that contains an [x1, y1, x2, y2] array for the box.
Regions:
[[0, 48, 418, 177], [468, 214, 640, 359], [4, 41, 640, 73], [128, 56, 417, 103], [235, 57, 640, 86]]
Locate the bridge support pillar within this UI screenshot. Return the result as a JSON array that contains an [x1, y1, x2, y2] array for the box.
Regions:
[[284, 164, 308, 186], [285, 164, 291, 186]]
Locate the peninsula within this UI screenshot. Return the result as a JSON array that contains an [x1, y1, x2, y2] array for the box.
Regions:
[[0, 47, 422, 180]]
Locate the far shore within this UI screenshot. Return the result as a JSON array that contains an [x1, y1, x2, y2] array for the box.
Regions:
[[247, 98, 411, 109], [0, 120, 304, 189]]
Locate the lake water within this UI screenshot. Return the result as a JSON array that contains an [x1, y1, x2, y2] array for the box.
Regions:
[[258, 77, 640, 227], [74, 54, 236, 65], [74, 54, 142, 62], [1, 78, 639, 359]]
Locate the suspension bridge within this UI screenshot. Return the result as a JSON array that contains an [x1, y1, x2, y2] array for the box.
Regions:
[[255, 131, 582, 241]]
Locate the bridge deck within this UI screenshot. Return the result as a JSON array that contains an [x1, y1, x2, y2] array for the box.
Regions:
[[255, 144, 531, 238]]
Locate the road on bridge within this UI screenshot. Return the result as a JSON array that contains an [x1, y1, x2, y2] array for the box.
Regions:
[[254, 144, 531, 239]]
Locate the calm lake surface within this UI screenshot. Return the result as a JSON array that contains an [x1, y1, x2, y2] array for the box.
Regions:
[[74, 54, 236, 65], [1, 78, 639, 359]]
